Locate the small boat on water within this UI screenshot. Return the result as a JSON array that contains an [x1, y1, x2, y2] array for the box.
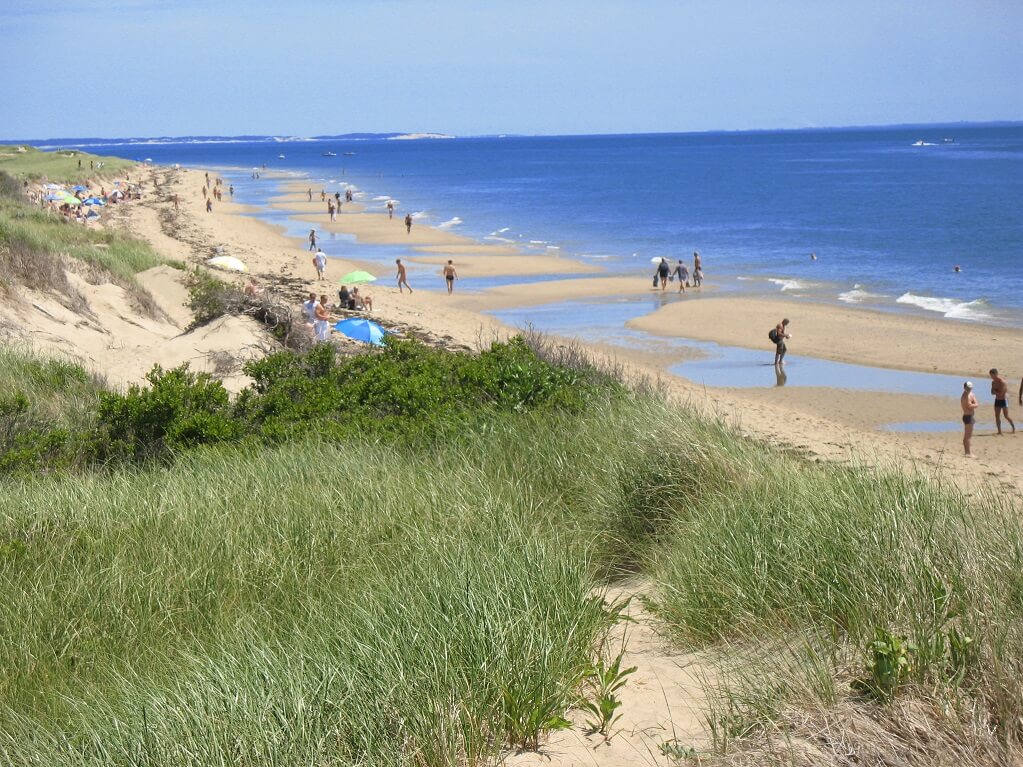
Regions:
[[911, 141, 926, 147], [322, 151, 337, 157], [278, 154, 286, 159], [343, 151, 356, 156]]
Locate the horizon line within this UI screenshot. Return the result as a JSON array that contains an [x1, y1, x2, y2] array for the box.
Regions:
[[5, 119, 1022, 146]]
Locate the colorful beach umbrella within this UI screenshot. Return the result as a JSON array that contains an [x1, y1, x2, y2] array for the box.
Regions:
[[333, 318, 386, 346], [206, 255, 249, 273], [62, 195, 81, 205], [338, 270, 376, 285], [82, 197, 105, 206]]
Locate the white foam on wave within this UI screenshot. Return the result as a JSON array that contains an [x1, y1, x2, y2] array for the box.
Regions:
[[495, 227, 511, 234], [372, 195, 391, 201], [838, 284, 888, 304], [896, 293, 991, 321], [484, 235, 515, 244], [546, 245, 560, 250], [436, 216, 462, 229], [767, 278, 811, 292], [410, 211, 427, 219]]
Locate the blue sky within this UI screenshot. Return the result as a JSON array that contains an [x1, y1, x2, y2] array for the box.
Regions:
[[2, 0, 1021, 139]]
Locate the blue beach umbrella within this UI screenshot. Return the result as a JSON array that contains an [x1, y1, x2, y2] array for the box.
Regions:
[[334, 318, 386, 346], [82, 197, 105, 206], [72, 185, 88, 192]]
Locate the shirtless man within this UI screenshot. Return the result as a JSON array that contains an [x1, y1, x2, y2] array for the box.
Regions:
[[404, 213, 413, 234], [989, 368, 1016, 434], [442, 260, 458, 294], [308, 229, 317, 251], [395, 258, 412, 293], [692, 251, 703, 287], [773, 318, 791, 366], [961, 381, 979, 457], [387, 200, 395, 220]]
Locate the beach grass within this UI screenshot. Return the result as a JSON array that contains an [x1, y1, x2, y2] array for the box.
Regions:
[[0, 144, 134, 183], [0, 342, 1020, 764]]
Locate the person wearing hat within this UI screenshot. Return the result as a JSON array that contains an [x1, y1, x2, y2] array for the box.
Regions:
[[961, 381, 979, 458]]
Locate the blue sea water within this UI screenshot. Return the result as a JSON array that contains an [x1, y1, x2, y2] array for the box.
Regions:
[[36, 125, 1023, 326]]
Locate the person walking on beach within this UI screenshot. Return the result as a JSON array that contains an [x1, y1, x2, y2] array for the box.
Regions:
[[387, 200, 395, 220], [328, 201, 336, 222], [395, 258, 413, 293], [308, 229, 317, 251], [692, 251, 704, 287], [672, 260, 689, 293], [313, 248, 327, 281], [172, 194, 179, 211], [205, 198, 213, 213], [989, 368, 1016, 434], [443, 260, 458, 294], [335, 191, 342, 209], [962, 381, 979, 458], [307, 188, 313, 202], [772, 318, 791, 366], [657, 258, 670, 290], [229, 185, 234, 198], [404, 213, 413, 234]]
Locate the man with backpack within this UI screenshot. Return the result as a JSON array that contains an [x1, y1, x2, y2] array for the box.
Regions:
[[770, 318, 791, 366]]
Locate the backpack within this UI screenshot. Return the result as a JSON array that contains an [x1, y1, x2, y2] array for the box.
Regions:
[[768, 328, 780, 344]]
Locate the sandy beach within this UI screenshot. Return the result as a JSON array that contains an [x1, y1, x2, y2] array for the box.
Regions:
[[11, 162, 1017, 495]]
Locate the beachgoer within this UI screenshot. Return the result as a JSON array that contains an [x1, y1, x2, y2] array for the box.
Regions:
[[810, 252, 818, 261], [313, 249, 327, 280], [308, 229, 317, 251], [954, 265, 961, 273], [1019, 375, 1023, 407], [693, 252, 703, 287], [773, 318, 791, 366], [335, 191, 341, 208], [672, 260, 689, 293], [961, 381, 979, 457], [229, 185, 234, 198], [404, 213, 413, 234], [656, 258, 670, 290], [314, 295, 331, 342], [243, 279, 263, 297], [396, 258, 412, 293], [443, 260, 458, 294], [989, 368, 1016, 434], [173, 194, 179, 211], [205, 172, 210, 186], [387, 200, 395, 220], [307, 188, 312, 202], [205, 199, 213, 213], [353, 287, 373, 311], [320, 190, 326, 201], [302, 292, 318, 323], [328, 201, 336, 222], [338, 284, 352, 310], [202, 185, 208, 199]]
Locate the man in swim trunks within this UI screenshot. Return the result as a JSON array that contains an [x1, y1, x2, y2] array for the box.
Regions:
[[308, 229, 317, 251], [672, 260, 689, 293], [989, 368, 1016, 434], [773, 318, 791, 366], [657, 258, 670, 290], [404, 213, 413, 234], [443, 260, 458, 294], [961, 381, 979, 457]]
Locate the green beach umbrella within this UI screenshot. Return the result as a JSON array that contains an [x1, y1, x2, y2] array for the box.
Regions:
[[338, 270, 376, 285], [62, 194, 81, 205]]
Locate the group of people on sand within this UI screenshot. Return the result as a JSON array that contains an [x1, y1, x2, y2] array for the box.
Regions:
[[960, 369, 1019, 458], [29, 178, 141, 225], [395, 258, 458, 294], [302, 290, 375, 343], [654, 252, 703, 292]]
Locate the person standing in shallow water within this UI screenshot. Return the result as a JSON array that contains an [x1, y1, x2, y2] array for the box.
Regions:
[[308, 229, 317, 251], [443, 260, 458, 294], [692, 251, 703, 287], [961, 381, 979, 457], [657, 258, 670, 290], [773, 318, 791, 366], [395, 258, 413, 293]]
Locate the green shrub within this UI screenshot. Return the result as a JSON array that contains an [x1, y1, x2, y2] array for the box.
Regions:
[[92, 365, 241, 464]]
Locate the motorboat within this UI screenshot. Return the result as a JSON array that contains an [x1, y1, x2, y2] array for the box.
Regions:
[[278, 154, 286, 159], [322, 151, 337, 157], [343, 151, 356, 156]]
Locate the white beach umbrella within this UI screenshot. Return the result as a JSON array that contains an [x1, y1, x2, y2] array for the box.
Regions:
[[207, 255, 249, 273]]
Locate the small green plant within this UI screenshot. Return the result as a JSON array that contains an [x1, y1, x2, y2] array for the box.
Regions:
[[580, 649, 636, 739], [947, 625, 977, 685], [854, 628, 917, 701], [659, 738, 701, 763]]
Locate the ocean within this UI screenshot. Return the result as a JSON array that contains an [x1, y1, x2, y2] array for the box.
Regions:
[[36, 125, 1023, 327]]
